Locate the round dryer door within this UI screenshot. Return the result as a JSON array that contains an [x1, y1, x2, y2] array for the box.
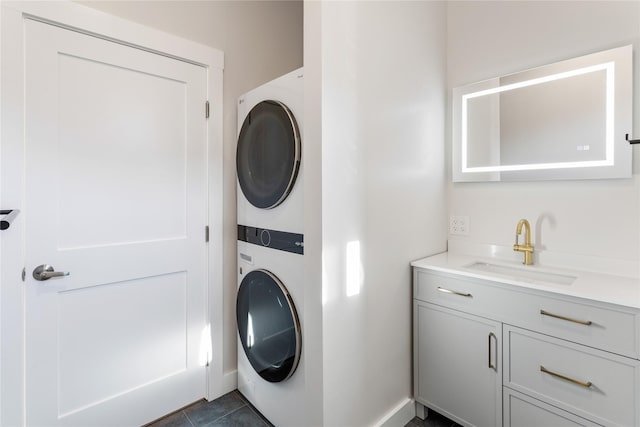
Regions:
[[236, 100, 301, 209], [236, 269, 301, 383]]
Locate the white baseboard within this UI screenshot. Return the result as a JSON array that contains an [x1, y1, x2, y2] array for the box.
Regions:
[[208, 369, 238, 401], [374, 397, 416, 427]]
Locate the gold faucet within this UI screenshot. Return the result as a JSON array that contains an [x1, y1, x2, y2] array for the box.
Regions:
[[513, 219, 534, 265]]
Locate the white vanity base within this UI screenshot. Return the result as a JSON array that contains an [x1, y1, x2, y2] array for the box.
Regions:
[[412, 250, 640, 427]]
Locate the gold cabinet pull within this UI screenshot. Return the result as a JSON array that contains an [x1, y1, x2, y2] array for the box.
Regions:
[[540, 366, 593, 388], [437, 287, 472, 297], [540, 310, 592, 326]]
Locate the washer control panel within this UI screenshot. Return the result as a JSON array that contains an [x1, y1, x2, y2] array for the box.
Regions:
[[237, 224, 303, 255]]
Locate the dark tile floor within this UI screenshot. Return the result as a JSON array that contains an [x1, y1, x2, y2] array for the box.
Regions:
[[146, 390, 273, 427], [405, 410, 462, 427], [147, 390, 458, 427]]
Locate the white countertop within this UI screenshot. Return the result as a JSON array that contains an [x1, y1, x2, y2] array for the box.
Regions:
[[412, 251, 640, 309]]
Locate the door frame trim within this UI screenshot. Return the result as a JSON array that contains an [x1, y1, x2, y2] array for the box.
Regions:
[[0, 2, 225, 425]]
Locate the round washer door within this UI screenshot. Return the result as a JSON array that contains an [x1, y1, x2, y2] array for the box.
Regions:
[[236, 269, 301, 383], [236, 100, 301, 209]]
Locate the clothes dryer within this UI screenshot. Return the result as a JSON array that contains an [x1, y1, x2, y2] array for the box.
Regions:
[[236, 231, 305, 427], [236, 68, 303, 235]]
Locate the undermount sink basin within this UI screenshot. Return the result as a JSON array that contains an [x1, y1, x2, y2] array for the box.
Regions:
[[465, 261, 577, 285]]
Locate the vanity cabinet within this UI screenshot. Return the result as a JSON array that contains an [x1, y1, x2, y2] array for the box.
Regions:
[[413, 267, 640, 427]]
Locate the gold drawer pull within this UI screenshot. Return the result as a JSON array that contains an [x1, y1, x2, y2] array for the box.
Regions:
[[437, 287, 472, 297], [540, 366, 593, 388], [540, 310, 592, 326]]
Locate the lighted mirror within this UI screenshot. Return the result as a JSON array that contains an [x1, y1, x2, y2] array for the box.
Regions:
[[452, 45, 632, 182]]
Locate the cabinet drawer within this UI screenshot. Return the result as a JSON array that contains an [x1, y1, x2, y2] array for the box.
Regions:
[[502, 291, 638, 359], [414, 269, 508, 316], [504, 388, 602, 427], [504, 326, 639, 426]]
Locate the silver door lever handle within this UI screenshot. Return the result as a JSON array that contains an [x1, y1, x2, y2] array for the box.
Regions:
[[33, 264, 70, 281]]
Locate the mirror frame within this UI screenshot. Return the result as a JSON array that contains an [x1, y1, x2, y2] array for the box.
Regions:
[[452, 45, 633, 182]]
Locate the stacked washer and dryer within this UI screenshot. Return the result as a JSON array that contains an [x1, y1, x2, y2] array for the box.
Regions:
[[235, 68, 305, 426]]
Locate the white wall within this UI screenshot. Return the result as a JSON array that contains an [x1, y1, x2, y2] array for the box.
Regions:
[[447, 1, 640, 269], [310, 1, 448, 424], [80, 0, 303, 392]]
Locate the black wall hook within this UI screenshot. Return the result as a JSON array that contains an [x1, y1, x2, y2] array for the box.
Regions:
[[0, 209, 20, 230], [626, 134, 640, 144]]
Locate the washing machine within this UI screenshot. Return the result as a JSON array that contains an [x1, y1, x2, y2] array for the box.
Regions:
[[235, 68, 305, 426], [236, 67, 304, 234], [236, 238, 305, 426]]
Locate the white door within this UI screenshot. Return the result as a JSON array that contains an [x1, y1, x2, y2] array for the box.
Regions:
[[24, 19, 208, 426]]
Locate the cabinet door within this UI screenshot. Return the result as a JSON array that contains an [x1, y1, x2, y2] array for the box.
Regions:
[[414, 301, 502, 427]]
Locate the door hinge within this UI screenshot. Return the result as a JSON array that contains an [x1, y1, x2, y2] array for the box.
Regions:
[[205, 101, 210, 119], [205, 225, 209, 242], [21, 267, 26, 282]]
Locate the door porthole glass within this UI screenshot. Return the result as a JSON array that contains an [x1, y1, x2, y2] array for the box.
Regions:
[[236, 269, 301, 382], [236, 100, 301, 209]]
